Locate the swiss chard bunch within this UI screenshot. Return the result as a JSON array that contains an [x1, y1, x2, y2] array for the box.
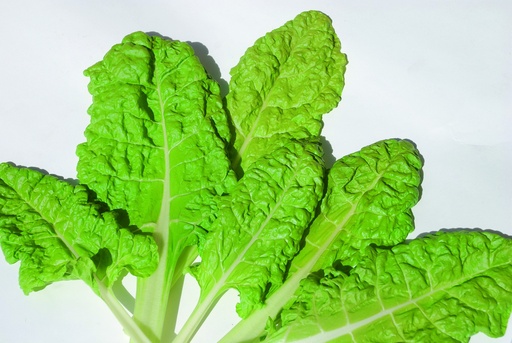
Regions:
[[1, 10, 511, 343]]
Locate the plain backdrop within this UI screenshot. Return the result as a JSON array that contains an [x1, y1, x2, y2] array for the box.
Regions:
[[0, 1, 511, 342]]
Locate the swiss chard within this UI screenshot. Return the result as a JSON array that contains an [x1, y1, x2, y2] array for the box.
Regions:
[[75, 30, 236, 342], [267, 230, 512, 342], [1, 10, 511, 343]]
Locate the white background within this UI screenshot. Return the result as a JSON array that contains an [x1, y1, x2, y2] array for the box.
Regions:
[[0, 1, 511, 342]]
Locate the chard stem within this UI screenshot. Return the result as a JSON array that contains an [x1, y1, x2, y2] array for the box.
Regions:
[[173, 289, 222, 343], [132, 246, 197, 343], [132, 245, 175, 343], [96, 278, 152, 343]]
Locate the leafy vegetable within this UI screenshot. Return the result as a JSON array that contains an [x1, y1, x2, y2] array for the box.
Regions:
[[0, 163, 158, 342], [266, 231, 512, 343], [178, 139, 324, 342], [226, 10, 346, 175], [218, 138, 423, 343], [1, 10, 511, 343], [75, 30, 236, 342]]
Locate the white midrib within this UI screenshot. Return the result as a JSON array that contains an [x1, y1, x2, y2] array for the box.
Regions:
[[132, 79, 173, 341], [232, 99, 266, 170], [152, 76, 174, 303], [155, 74, 172, 291]]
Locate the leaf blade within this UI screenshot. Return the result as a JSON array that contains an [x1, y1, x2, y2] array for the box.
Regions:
[[176, 139, 325, 342], [290, 139, 423, 274], [76, 31, 236, 340], [196, 139, 324, 313], [0, 163, 158, 294], [267, 231, 512, 343], [227, 10, 348, 173], [219, 139, 423, 343]]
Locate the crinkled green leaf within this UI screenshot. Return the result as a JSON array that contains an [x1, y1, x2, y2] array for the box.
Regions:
[[0, 163, 158, 294], [77, 31, 234, 234], [227, 10, 348, 174], [75, 31, 236, 340], [194, 139, 323, 314], [266, 231, 512, 343], [220, 139, 422, 343], [178, 12, 349, 341], [290, 139, 422, 274], [176, 139, 324, 342]]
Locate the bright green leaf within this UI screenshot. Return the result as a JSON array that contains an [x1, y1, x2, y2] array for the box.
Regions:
[[176, 139, 324, 342], [267, 231, 512, 343], [77, 31, 234, 232], [76, 31, 236, 341], [290, 139, 423, 274], [0, 162, 158, 294], [227, 10, 348, 174], [220, 139, 422, 343]]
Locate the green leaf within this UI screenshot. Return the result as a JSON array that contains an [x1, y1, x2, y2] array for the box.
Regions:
[[77, 31, 234, 233], [266, 230, 512, 343], [199, 139, 323, 314], [176, 139, 325, 342], [75, 31, 236, 340], [219, 139, 422, 343], [0, 163, 158, 294], [290, 139, 422, 274], [227, 10, 348, 174]]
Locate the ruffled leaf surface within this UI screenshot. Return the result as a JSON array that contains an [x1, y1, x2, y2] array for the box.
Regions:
[[227, 10, 348, 174], [191, 139, 324, 319], [75, 32, 236, 339], [77, 31, 234, 236], [219, 139, 422, 343], [266, 231, 512, 343], [0, 163, 158, 294], [290, 139, 423, 275]]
